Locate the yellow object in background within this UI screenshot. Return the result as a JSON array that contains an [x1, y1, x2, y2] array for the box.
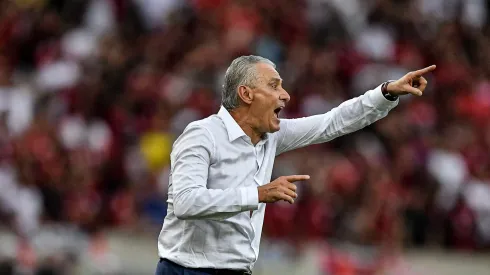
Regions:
[[140, 132, 173, 172]]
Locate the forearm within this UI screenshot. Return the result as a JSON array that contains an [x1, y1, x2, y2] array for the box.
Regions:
[[276, 85, 398, 154], [321, 86, 398, 139], [173, 185, 258, 220]]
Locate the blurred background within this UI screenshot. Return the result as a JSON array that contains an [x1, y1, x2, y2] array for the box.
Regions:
[[1, 0, 490, 274]]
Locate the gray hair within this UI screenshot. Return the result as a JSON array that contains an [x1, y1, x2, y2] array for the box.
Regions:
[[222, 55, 276, 110]]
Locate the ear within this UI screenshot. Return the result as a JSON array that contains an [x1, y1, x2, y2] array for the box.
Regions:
[[237, 85, 254, 105]]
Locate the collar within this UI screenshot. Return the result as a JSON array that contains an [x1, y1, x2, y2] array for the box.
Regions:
[[217, 106, 248, 142], [217, 106, 269, 144]]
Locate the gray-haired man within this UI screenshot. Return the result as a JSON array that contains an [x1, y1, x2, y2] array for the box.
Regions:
[[155, 55, 435, 275]]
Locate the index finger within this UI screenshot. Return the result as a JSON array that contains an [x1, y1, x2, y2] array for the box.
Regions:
[[413, 65, 436, 76], [283, 175, 311, 182]]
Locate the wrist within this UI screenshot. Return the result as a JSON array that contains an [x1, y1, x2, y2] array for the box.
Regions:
[[257, 187, 264, 203], [386, 82, 395, 93], [381, 81, 398, 101]]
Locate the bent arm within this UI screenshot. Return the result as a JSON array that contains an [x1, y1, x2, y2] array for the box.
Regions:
[[276, 84, 398, 155], [170, 125, 258, 220]]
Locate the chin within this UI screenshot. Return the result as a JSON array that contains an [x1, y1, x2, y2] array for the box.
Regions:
[[269, 127, 280, 133], [268, 120, 281, 133]]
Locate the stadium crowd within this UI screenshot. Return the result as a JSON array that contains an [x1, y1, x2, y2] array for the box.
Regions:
[[0, 0, 490, 274]]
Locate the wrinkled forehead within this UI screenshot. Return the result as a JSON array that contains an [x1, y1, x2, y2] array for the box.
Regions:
[[254, 62, 281, 83]]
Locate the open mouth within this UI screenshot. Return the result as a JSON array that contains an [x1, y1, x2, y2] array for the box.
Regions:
[[273, 107, 283, 118]]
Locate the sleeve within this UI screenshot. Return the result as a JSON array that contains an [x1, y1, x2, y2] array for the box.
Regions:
[[170, 124, 259, 220], [275, 84, 398, 155]]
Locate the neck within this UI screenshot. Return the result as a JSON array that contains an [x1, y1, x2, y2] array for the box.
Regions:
[[229, 107, 262, 145]]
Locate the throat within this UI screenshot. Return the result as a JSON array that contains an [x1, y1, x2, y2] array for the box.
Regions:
[[249, 129, 264, 145], [242, 124, 264, 145], [229, 109, 265, 145]]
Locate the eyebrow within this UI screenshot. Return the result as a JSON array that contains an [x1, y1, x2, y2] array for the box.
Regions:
[[269, 77, 282, 84]]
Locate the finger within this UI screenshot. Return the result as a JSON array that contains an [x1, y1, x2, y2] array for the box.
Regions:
[[277, 192, 295, 204], [282, 187, 297, 199], [405, 85, 423, 96], [417, 76, 428, 92], [285, 182, 297, 192], [413, 65, 436, 76], [283, 175, 310, 182]]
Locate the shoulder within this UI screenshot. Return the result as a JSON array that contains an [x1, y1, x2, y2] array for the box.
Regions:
[[173, 115, 224, 153], [179, 117, 214, 141], [183, 115, 221, 138], [185, 114, 230, 141]]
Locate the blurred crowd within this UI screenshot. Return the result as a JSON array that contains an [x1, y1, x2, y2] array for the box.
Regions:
[[1, 0, 490, 274]]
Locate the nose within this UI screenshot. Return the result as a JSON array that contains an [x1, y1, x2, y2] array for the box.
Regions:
[[280, 88, 290, 103]]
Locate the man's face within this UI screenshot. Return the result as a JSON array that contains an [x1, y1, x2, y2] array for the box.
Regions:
[[247, 63, 290, 133]]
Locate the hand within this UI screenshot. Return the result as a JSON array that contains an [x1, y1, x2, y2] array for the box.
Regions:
[[386, 65, 436, 96], [258, 175, 310, 204]]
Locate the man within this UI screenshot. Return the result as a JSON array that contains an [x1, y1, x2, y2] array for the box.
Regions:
[[156, 55, 435, 275]]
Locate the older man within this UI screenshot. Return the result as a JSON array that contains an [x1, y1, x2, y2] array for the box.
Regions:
[[155, 55, 435, 275]]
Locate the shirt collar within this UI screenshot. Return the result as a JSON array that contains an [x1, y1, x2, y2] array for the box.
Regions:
[[217, 106, 248, 142], [217, 106, 270, 144]]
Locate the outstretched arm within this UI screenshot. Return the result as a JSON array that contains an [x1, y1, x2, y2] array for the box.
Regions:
[[275, 65, 436, 155], [275, 84, 397, 155]]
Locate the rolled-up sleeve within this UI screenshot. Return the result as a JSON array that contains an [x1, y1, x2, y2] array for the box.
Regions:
[[275, 84, 398, 155], [171, 125, 259, 220]]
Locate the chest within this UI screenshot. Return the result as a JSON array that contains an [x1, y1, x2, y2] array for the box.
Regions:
[[208, 139, 276, 189]]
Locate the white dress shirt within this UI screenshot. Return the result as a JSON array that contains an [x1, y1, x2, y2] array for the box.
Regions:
[[157, 84, 398, 273]]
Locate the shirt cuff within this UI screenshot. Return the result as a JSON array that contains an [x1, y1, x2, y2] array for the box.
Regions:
[[239, 187, 259, 211], [368, 83, 399, 111]]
